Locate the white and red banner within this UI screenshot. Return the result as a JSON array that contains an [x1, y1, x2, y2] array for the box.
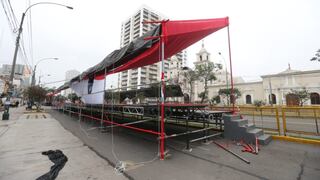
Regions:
[[70, 75, 105, 104]]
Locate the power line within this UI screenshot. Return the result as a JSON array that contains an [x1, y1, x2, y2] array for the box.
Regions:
[[1, 0, 15, 32]]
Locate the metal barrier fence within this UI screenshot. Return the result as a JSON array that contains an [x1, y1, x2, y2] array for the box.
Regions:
[[210, 105, 320, 139]]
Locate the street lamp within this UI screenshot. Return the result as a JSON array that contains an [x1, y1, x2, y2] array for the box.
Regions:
[[31, 57, 58, 86], [10, 2, 73, 87], [3, 2, 73, 120], [218, 52, 230, 106]]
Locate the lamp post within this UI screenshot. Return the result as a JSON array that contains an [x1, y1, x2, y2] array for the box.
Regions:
[[31, 57, 58, 86], [218, 52, 230, 106], [2, 2, 73, 120]]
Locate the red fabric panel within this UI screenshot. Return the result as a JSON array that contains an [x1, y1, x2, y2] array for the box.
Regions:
[[105, 17, 228, 76]]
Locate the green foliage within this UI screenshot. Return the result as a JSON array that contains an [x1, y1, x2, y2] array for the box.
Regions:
[[218, 88, 241, 104], [24, 86, 47, 103], [198, 91, 208, 103], [310, 49, 320, 62], [56, 94, 66, 101], [195, 62, 222, 103], [182, 69, 198, 102], [210, 95, 221, 104], [67, 93, 79, 103], [254, 100, 266, 107], [289, 87, 310, 106]]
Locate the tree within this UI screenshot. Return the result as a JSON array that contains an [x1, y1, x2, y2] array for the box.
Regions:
[[310, 49, 320, 62], [210, 95, 221, 105], [67, 93, 79, 103], [182, 68, 198, 102], [218, 88, 241, 105], [290, 88, 310, 106], [254, 100, 266, 107], [195, 62, 222, 103], [23, 86, 47, 110], [198, 91, 208, 103]]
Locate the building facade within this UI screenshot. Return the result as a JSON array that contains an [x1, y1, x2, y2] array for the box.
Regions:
[[119, 5, 187, 90], [63, 69, 80, 96], [0, 64, 32, 95], [187, 45, 320, 106]]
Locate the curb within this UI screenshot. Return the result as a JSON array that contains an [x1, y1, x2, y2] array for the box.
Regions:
[[272, 135, 320, 146]]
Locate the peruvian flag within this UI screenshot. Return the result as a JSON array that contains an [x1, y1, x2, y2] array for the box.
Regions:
[[70, 74, 105, 104]]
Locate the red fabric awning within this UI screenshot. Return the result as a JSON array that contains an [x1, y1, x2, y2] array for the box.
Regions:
[[106, 17, 229, 75]]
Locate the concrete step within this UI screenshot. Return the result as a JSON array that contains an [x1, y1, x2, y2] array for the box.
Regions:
[[223, 114, 241, 121], [247, 128, 263, 137], [242, 123, 255, 131], [258, 134, 272, 145], [231, 119, 248, 127]]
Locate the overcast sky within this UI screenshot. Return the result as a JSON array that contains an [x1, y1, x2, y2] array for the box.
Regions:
[[1, 0, 320, 88]]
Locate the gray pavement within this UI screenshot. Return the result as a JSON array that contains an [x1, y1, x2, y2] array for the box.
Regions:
[[49, 108, 320, 180], [0, 107, 127, 180]]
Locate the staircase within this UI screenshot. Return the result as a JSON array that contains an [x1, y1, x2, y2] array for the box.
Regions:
[[223, 114, 272, 145]]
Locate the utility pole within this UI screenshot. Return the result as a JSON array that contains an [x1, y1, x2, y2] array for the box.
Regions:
[[2, 2, 73, 120]]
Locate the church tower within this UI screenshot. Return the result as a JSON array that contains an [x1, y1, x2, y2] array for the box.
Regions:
[[194, 41, 211, 66]]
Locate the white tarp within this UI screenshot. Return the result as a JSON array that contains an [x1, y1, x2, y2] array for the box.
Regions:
[[70, 76, 105, 104]]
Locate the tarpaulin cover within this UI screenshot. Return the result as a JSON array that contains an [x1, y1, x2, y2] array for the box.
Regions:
[[57, 17, 229, 95], [105, 84, 183, 101], [75, 17, 229, 80], [36, 150, 68, 180]]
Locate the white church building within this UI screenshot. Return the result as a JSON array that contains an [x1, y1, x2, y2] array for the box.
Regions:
[[176, 43, 320, 106]]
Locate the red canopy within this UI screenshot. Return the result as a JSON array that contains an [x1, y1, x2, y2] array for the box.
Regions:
[[56, 17, 229, 92], [106, 17, 229, 75]]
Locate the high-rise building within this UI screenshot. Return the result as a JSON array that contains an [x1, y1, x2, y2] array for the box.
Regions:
[[119, 5, 186, 90], [0, 64, 31, 77], [64, 69, 80, 96]]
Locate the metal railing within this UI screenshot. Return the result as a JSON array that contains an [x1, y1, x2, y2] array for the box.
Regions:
[[210, 105, 320, 139]]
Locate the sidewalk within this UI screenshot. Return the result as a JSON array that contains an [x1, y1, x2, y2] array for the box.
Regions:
[[0, 107, 127, 180]]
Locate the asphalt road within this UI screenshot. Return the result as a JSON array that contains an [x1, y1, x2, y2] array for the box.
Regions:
[[49, 109, 320, 180], [243, 115, 320, 137]]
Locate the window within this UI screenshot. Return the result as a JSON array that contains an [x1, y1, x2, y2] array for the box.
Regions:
[[246, 95, 252, 104], [200, 55, 202, 61], [310, 92, 320, 104]]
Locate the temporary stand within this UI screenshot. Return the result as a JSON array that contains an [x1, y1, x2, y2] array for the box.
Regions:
[[53, 17, 233, 161]]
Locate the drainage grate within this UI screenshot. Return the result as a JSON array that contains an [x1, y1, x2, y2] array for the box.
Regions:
[[43, 114, 47, 119]]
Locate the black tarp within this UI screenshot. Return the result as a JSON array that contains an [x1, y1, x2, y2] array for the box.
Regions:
[[36, 150, 68, 180], [70, 25, 160, 82], [105, 84, 183, 102]]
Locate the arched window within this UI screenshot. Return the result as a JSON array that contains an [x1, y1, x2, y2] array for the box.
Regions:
[[269, 94, 277, 104], [310, 92, 320, 105], [246, 95, 252, 104]]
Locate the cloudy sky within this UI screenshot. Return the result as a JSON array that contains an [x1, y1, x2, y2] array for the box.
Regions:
[[0, 0, 319, 88]]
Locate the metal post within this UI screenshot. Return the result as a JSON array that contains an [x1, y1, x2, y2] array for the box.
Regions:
[[282, 108, 287, 136], [227, 24, 235, 113], [275, 107, 281, 135], [313, 108, 319, 134], [160, 34, 165, 160], [101, 69, 107, 130]]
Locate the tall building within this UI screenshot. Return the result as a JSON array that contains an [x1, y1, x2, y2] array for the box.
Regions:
[[119, 5, 186, 90], [64, 69, 80, 96], [0, 64, 31, 77], [0, 64, 32, 88]]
